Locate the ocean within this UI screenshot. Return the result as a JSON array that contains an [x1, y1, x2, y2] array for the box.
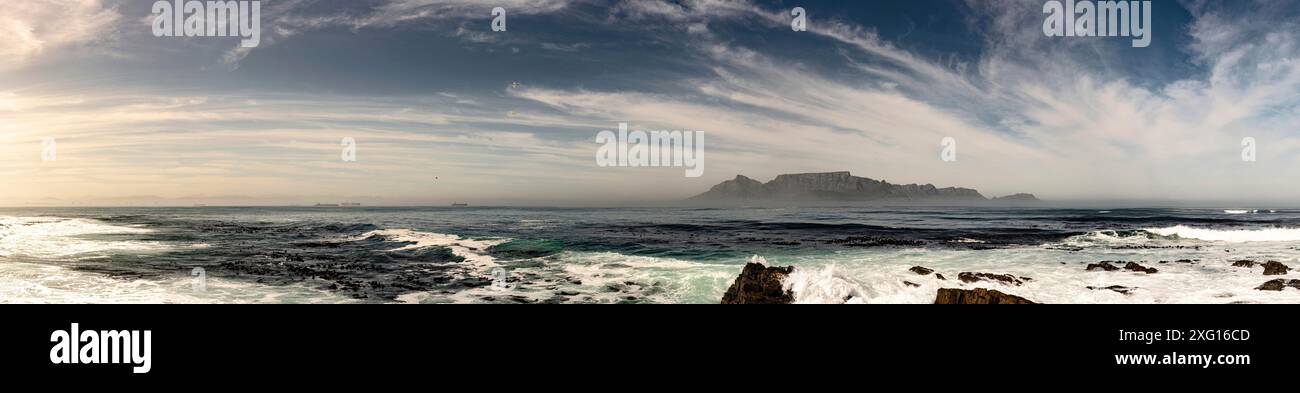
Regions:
[[1, 206, 1298, 304]]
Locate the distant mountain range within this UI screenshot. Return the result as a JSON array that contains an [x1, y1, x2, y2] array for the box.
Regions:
[[689, 172, 1039, 204]]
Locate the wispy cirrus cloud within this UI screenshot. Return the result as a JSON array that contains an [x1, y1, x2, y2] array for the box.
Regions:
[[5, 1, 1300, 205]]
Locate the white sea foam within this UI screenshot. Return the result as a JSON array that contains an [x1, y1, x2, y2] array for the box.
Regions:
[[0, 261, 354, 304], [784, 264, 869, 304], [403, 250, 736, 304], [1062, 230, 1173, 246], [0, 216, 167, 258], [1144, 225, 1300, 243], [1223, 209, 1257, 214], [359, 229, 508, 267], [559, 251, 736, 303], [407, 242, 1300, 304], [355, 229, 514, 303], [769, 245, 1300, 304], [0, 215, 355, 304]]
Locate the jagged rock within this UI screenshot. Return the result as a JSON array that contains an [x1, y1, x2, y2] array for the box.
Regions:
[[690, 171, 997, 202], [721, 263, 794, 304], [904, 281, 921, 288], [934, 288, 1036, 304], [1088, 285, 1137, 295], [909, 266, 934, 275], [935, 273, 946, 280], [1255, 279, 1300, 291], [1124, 262, 1158, 274], [1086, 261, 1120, 271], [1262, 261, 1290, 275], [957, 272, 1027, 286], [1231, 260, 1289, 275]]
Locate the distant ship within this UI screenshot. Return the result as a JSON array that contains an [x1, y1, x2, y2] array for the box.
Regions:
[[341, 202, 361, 207], [451, 203, 469, 207], [314, 203, 340, 207]]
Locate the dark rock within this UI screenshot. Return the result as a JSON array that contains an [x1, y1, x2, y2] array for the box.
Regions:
[[1231, 260, 1288, 275], [1123, 262, 1158, 274], [957, 272, 1025, 286], [904, 281, 921, 288], [721, 263, 795, 304], [1256, 280, 1284, 291], [826, 236, 924, 247], [934, 288, 1037, 304], [935, 273, 946, 280], [909, 266, 934, 275], [1087, 285, 1137, 295], [1086, 261, 1120, 272], [1262, 261, 1290, 275], [1255, 279, 1300, 291]]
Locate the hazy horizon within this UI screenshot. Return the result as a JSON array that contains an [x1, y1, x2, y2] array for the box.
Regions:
[[6, 0, 1300, 205]]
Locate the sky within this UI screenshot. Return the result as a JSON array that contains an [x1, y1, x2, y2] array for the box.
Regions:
[[2, 0, 1299, 206]]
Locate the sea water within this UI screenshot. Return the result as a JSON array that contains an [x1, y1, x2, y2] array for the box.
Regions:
[[1, 206, 1298, 304]]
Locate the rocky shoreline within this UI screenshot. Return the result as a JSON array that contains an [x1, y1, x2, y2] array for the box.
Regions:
[[720, 262, 795, 304], [720, 259, 1296, 304]]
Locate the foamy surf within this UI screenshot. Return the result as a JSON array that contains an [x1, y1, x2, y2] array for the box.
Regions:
[[0, 216, 167, 258], [1062, 230, 1176, 246], [8, 207, 1300, 304], [397, 251, 736, 304], [784, 264, 870, 304], [763, 245, 1300, 304], [0, 261, 354, 304], [359, 229, 509, 267], [1144, 225, 1300, 243]]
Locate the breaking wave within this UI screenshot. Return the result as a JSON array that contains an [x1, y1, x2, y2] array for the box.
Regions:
[[358, 229, 509, 267], [1143, 225, 1300, 243], [0, 216, 170, 258]]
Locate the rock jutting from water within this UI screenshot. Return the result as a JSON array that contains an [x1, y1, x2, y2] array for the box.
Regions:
[[721, 262, 794, 304]]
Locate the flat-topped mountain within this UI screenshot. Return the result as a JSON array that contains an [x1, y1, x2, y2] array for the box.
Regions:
[[690, 171, 1038, 204]]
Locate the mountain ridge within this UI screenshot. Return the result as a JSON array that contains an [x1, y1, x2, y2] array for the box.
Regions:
[[689, 171, 1038, 204]]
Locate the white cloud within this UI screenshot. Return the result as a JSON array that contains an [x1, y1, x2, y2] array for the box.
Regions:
[[0, 0, 120, 70], [7, 1, 1300, 204], [503, 0, 1300, 201]]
